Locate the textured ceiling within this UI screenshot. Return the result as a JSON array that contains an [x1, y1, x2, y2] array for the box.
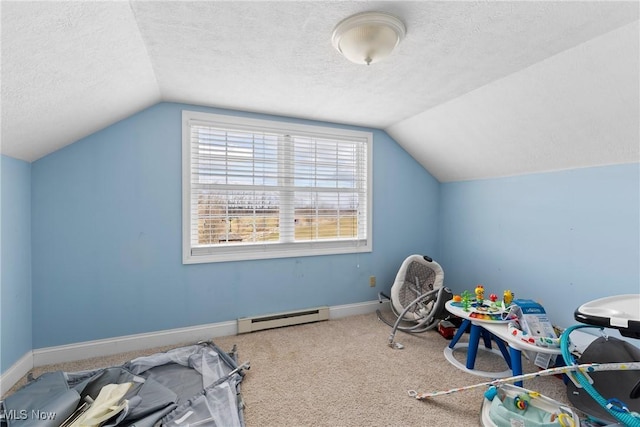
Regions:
[[388, 20, 640, 181], [2, 1, 638, 181]]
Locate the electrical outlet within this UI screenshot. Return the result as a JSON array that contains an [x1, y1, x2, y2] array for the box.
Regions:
[[369, 276, 376, 287]]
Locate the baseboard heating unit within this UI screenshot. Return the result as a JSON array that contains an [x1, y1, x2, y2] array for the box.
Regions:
[[237, 306, 329, 334]]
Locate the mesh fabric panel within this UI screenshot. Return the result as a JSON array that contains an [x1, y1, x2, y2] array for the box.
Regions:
[[398, 261, 436, 314]]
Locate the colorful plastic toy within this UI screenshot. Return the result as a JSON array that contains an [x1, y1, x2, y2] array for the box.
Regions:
[[461, 290, 473, 312], [503, 290, 514, 306], [475, 285, 485, 305], [514, 393, 531, 410]]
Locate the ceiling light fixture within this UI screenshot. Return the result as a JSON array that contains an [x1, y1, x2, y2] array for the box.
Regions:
[[332, 11, 406, 66]]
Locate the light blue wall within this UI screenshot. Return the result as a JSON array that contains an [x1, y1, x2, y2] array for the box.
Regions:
[[21, 101, 640, 354], [439, 164, 640, 328], [31, 102, 440, 348], [1, 155, 32, 372]]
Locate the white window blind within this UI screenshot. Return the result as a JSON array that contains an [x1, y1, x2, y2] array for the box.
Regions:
[[182, 111, 372, 264]]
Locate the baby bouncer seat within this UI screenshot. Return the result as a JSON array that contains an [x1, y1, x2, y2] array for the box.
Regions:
[[377, 255, 453, 349]]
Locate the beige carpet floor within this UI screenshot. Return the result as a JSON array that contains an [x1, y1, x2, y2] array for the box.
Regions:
[[5, 312, 573, 426]]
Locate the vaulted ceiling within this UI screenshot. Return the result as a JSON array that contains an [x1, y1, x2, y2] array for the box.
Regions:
[[2, 1, 638, 182]]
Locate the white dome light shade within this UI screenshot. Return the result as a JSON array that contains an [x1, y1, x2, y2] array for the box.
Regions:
[[332, 12, 406, 65]]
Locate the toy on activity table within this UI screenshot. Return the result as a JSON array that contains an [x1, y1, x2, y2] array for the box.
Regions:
[[475, 284, 485, 305], [450, 287, 518, 321], [506, 299, 561, 350], [503, 290, 514, 306], [460, 290, 473, 312], [488, 293, 503, 312]]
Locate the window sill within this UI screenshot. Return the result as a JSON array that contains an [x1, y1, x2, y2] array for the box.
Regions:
[[183, 240, 371, 264]]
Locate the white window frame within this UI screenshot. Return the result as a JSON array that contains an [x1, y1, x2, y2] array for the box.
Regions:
[[182, 110, 373, 264]]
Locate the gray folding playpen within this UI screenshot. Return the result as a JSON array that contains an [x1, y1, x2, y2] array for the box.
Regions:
[[1, 341, 248, 427]]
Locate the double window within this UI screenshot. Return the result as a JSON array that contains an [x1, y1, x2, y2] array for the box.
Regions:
[[182, 111, 372, 263]]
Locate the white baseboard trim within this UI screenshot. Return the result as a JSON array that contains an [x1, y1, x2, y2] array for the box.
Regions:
[[32, 320, 238, 368], [2, 300, 386, 394], [0, 351, 33, 397], [329, 299, 389, 319], [32, 300, 386, 368]]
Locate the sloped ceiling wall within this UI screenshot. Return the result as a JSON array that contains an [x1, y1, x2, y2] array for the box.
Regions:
[[387, 21, 640, 182], [2, 2, 161, 161], [2, 1, 638, 181]]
